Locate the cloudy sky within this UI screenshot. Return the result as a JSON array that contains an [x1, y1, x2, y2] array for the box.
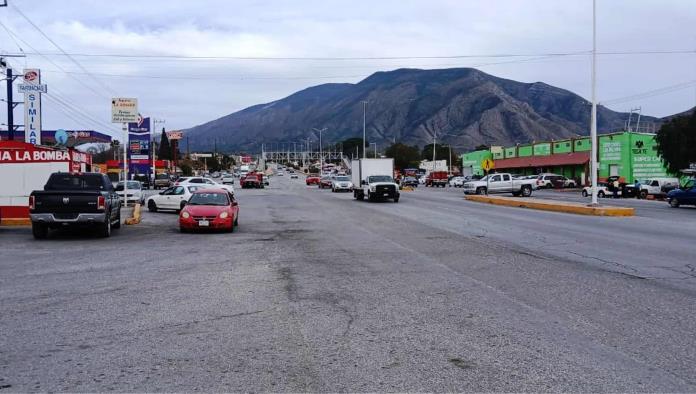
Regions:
[[1, 0, 694, 142]]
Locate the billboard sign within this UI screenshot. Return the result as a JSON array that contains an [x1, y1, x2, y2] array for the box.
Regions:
[[128, 115, 151, 173], [166, 130, 183, 140], [18, 84, 47, 94], [111, 98, 138, 123], [23, 69, 43, 145]]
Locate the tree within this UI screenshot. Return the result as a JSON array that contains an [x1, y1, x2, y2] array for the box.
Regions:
[[385, 143, 421, 170], [421, 143, 458, 167], [339, 137, 368, 158], [655, 111, 696, 174], [158, 128, 171, 160]]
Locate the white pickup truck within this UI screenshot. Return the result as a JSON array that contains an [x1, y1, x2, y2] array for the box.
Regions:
[[462, 173, 536, 197]]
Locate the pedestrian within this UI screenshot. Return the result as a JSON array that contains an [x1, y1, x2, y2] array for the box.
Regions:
[[634, 179, 641, 198], [612, 179, 620, 199]]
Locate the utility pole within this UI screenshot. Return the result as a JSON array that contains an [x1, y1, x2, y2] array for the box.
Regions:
[[432, 134, 437, 172], [312, 127, 327, 173], [362, 100, 368, 158], [590, 0, 599, 205]]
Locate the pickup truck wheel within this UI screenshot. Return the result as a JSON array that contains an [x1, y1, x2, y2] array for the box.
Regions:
[[32, 223, 48, 239], [148, 200, 158, 212], [581, 190, 588, 197], [598, 191, 605, 198], [394, 196, 400, 203], [99, 216, 112, 238], [476, 187, 486, 195], [639, 190, 648, 199], [521, 185, 532, 197], [112, 211, 121, 229]]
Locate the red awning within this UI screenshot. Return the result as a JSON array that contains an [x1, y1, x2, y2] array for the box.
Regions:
[[494, 151, 590, 170]]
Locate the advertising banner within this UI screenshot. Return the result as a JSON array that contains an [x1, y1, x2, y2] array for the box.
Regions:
[[128, 116, 151, 174], [23, 69, 43, 145], [112, 98, 138, 123]]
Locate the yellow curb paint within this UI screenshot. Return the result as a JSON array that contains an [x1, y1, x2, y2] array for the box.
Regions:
[[465, 195, 634, 217], [0, 218, 31, 226]]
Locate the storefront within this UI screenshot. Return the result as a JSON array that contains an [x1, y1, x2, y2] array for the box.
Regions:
[[459, 132, 672, 185], [0, 140, 92, 224]]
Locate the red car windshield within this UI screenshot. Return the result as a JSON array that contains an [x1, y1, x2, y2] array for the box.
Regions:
[[187, 193, 229, 206]]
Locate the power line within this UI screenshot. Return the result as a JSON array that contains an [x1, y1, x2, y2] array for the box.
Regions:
[[0, 49, 692, 61], [10, 3, 118, 96], [602, 80, 696, 105]]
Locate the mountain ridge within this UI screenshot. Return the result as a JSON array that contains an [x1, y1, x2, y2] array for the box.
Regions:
[[183, 67, 662, 153]]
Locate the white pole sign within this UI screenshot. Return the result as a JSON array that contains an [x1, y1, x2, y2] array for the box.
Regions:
[[23, 69, 43, 145], [111, 98, 139, 123]]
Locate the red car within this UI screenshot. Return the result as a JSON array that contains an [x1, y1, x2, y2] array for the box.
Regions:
[[240, 174, 261, 189], [179, 189, 239, 233], [319, 176, 333, 189], [306, 175, 321, 185]]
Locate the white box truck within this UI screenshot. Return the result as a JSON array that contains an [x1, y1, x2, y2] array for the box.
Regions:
[[351, 158, 400, 202]]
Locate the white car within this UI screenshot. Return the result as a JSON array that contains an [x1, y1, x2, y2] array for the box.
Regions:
[[175, 176, 235, 194], [581, 183, 610, 198], [290, 173, 299, 179], [116, 180, 145, 205], [331, 175, 353, 192], [449, 176, 465, 187], [146, 185, 201, 212], [221, 174, 235, 185]]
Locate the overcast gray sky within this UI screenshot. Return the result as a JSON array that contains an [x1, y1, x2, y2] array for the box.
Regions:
[[1, 0, 695, 141]]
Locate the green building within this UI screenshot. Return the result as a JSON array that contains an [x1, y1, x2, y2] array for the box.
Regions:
[[460, 132, 671, 185]]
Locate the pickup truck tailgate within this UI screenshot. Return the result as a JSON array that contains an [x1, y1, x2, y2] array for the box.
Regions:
[[34, 192, 102, 215]]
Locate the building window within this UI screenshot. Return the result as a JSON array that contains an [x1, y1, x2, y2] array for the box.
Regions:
[[566, 143, 570, 147]]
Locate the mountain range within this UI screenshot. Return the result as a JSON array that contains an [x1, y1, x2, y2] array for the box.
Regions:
[[183, 68, 664, 153]]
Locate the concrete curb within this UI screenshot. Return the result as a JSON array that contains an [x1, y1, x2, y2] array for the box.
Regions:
[[465, 195, 635, 217], [125, 204, 141, 225]]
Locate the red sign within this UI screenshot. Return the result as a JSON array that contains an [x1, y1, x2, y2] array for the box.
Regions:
[[242, 155, 252, 163], [24, 70, 38, 82]]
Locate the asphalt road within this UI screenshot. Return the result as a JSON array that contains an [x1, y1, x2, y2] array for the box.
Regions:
[[1, 176, 695, 392]]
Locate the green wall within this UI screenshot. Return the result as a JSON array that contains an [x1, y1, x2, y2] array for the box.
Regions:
[[504, 147, 516, 158], [574, 137, 591, 152], [518, 145, 533, 157], [461, 150, 492, 176], [533, 143, 551, 156], [553, 140, 573, 154]]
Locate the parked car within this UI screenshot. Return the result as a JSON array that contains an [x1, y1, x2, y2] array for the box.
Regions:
[[146, 185, 201, 212], [560, 176, 578, 188], [179, 189, 239, 233], [666, 179, 696, 208], [306, 175, 321, 185], [133, 174, 151, 189], [448, 176, 465, 188], [29, 172, 121, 239], [462, 173, 536, 196], [154, 173, 172, 189], [319, 175, 333, 189], [331, 176, 353, 192], [115, 180, 145, 205], [290, 173, 299, 179], [581, 183, 610, 198], [536, 173, 562, 189], [263, 175, 270, 186]]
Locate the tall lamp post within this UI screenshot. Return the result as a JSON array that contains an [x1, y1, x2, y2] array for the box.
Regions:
[[312, 127, 327, 173], [361, 100, 368, 158], [152, 118, 165, 184], [590, 0, 599, 206], [370, 143, 377, 158]]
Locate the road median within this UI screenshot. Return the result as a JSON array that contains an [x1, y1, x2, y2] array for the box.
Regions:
[[465, 194, 634, 217]]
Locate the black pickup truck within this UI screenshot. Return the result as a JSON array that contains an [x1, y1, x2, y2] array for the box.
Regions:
[[29, 172, 121, 239]]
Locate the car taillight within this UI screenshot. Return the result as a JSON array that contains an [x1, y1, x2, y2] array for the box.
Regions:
[[97, 196, 106, 210], [29, 195, 35, 210]]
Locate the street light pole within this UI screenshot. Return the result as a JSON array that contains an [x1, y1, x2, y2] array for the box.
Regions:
[[432, 134, 437, 172], [590, 0, 599, 206], [312, 127, 327, 173], [362, 100, 368, 159], [370, 142, 377, 158]]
